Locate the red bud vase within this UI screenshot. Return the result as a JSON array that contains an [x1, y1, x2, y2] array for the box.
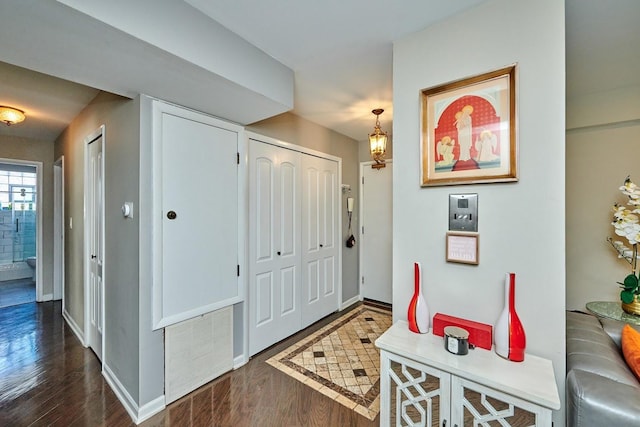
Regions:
[[494, 272, 526, 361], [408, 262, 429, 333]]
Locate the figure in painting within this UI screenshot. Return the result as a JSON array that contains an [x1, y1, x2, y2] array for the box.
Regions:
[[436, 136, 455, 166], [454, 105, 473, 161], [475, 129, 498, 162]]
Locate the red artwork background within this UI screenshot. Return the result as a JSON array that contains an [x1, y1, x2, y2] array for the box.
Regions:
[[433, 95, 501, 163]]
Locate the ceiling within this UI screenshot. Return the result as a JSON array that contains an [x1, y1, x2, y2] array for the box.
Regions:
[[0, 0, 638, 143]]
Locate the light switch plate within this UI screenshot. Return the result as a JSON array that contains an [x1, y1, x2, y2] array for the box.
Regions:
[[449, 194, 478, 232]]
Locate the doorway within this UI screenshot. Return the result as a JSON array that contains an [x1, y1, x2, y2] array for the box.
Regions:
[[0, 159, 43, 309], [54, 156, 64, 304], [359, 160, 392, 304], [84, 127, 105, 361]]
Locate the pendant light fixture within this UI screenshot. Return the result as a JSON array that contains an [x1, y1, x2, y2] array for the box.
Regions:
[[0, 106, 26, 126], [369, 108, 387, 169]]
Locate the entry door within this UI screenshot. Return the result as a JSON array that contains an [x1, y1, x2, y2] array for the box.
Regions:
[[248, 140, 301, 356], [360, 161, 392, 304], [301, 154, 339, 327], [88, 135, 104, 360]]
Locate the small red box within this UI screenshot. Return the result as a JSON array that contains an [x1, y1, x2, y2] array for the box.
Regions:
[[432, 313, 493, 350]]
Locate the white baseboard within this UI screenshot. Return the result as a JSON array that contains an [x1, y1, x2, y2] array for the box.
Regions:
[[62, 309, 86, 346], [233, 354, 248, 369], [40, 293, 53, 302], [341, 295, 361, 310], [137, 396, 165, 424], [103, 364, 165, 424]]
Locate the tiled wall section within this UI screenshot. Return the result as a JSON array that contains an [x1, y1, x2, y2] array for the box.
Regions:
[[0, 209, 36, 264]]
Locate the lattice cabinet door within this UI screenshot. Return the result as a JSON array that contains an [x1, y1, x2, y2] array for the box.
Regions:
[[450, 376, 552, 427], [380, 351, 451, 427]]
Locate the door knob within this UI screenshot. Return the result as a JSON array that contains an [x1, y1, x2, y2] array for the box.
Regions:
[[167, 210, 177, 220], [319, 244, 324, 248], [91, 255, 97, 259], [277, 251, 281, 256]]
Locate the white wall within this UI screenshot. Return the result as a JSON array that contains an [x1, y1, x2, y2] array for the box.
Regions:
[[393, 0, 565, 423]]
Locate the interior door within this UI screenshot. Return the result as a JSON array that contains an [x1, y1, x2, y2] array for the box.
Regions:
[[249, 140, 301, 356], [159, 112, 239, 327], [88, 135, 104, 360], [301, 154, 339, 327], [360, 161, 392, 304]]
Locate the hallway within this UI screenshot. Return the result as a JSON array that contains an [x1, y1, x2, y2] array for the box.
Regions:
[[0, 301, 379, 426]]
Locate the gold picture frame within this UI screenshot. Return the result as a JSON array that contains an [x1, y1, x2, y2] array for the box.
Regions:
[[421, 65, 517, 187], [446, 232, 479, 265]]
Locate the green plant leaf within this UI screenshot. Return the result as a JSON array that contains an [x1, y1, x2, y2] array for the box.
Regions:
[[623, 274, 639, 290], [621, 290, 636, 304]]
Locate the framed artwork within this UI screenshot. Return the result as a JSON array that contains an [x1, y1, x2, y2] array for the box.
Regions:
[[446, 232, 479, 265], [421, 65, 517, 187]]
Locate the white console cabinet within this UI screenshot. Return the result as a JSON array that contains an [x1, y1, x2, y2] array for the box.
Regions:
[[375, 321, 560, 427]]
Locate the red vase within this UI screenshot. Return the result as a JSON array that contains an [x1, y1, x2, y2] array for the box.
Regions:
[[493, 272, 526, 361], [408, 262, 429, 333]]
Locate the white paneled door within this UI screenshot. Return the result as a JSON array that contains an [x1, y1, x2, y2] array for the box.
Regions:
[[360, 161, 392, 304], [87, 133, 104, 361], [248, 140, 302, 356], [301, 154, 339, 327]]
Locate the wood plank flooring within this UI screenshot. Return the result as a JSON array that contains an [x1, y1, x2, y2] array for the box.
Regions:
[[0, 301, 380, 426], [0, 278, 35, 309]]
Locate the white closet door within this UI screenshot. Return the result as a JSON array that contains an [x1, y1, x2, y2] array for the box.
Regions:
[[154, 105, 241, 329], [301, 154, 339, 327], [248, 140, 301, 355]]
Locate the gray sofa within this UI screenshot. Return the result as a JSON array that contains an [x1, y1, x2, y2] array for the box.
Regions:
[[566, 311, 640, 426]]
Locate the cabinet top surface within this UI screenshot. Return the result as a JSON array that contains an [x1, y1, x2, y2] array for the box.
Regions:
[[375, 321, 561, 410]]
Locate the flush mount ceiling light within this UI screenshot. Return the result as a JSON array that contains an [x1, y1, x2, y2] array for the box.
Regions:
[[369, 108, 387, 169], [0, 106, 26, 126]]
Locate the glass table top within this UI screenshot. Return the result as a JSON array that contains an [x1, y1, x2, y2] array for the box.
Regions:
[[586, 301, 640, 325]]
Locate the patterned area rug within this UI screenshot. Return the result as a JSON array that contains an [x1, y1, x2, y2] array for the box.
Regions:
[[266, 305, 392, 420]]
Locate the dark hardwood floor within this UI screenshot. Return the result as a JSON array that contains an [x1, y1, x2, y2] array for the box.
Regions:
[[0, 301, 380, 426], [0, 278, 35, 309]]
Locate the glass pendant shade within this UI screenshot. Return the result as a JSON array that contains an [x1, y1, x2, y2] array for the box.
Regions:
[[0, 106, 26, 126], [368, 108, 387, 165]]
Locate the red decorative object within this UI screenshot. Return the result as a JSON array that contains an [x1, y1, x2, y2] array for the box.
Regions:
[[493, 272, 526, 362], [407, 262, 429, 333], [432, 313, 493, 350]]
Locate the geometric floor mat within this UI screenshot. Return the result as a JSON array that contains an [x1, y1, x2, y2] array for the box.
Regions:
[[266, 305, 392, 420]]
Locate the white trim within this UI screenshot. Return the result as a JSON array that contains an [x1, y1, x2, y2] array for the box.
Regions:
[[341, 295, 361, 310], [54, 156, 65, 303], [0, 158, 43, 301], [41, 293, 53, 301], [151, 99, 245, 329], [358, 159, 393, 303], [63, 309, 86, 346], [137, 396, 166, 424], [103, 364, 166, 424], [245, 131, 342, 163], [233, 354, 248, 370], [83, 125, 106, 364]]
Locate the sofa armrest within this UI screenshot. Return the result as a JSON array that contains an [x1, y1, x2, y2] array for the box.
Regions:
[[566, 369, 640, 427]]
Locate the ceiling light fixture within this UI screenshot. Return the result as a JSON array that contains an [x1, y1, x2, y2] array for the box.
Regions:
[[369, 108, 387, 169], [0, 106, 26, 126]]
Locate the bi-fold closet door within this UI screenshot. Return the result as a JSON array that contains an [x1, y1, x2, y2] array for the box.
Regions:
[[249, 138, 339, 356]]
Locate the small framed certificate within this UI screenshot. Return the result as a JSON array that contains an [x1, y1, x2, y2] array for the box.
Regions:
[[446, 232, 479, 265]]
